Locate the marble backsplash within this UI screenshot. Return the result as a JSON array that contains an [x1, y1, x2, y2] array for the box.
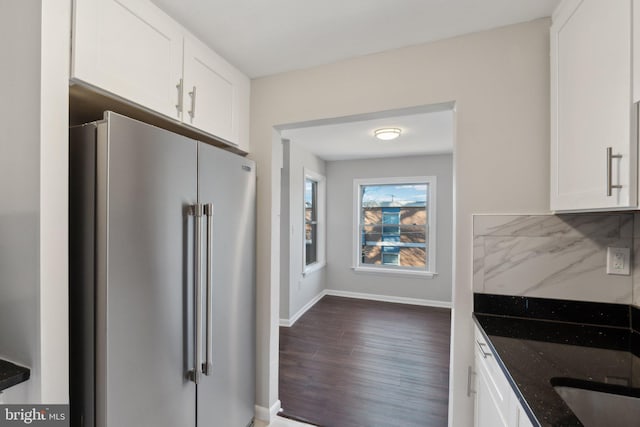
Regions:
[[473, 213, 640, 305]]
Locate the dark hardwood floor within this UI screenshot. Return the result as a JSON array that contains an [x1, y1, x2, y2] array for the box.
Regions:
[[279, 295, 451, 427]]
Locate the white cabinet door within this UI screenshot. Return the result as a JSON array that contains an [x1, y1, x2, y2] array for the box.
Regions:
[[474, 326, 511, 427], [516, 405, 534, 427], [475, 363, 509, 427], [183, 35, 250, 150], [72, 0, 184, 119], [551, 0, 636, 211]]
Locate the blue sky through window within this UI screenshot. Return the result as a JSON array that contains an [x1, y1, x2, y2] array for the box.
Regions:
[[362, 184, 427, 206], [305, 180, 314, 204]]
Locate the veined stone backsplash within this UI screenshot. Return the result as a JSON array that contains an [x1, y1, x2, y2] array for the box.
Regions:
[[473, 214, 640, 305]]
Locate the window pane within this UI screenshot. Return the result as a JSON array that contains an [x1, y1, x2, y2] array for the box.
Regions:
[[360, 183, 428, 269], [305, 178, 318, 266], [305, 223, 317, 265], [382, 253, 399, 265]]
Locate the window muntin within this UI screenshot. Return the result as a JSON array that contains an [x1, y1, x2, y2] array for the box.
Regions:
[[355, 177, 435, 274], [304, 178, 318, 266]]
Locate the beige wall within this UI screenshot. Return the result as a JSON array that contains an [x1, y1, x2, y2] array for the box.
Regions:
[[249, 18, 550, 425]]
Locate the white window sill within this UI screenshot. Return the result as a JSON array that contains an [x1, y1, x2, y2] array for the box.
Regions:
[[351, 266, 437, 279], [303, 261, 326, 277]]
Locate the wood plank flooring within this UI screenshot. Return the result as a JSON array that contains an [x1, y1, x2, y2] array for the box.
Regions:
[[279, 296, 451, 427]]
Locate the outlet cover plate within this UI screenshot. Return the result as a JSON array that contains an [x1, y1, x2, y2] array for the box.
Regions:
[[606, 247, 631, 275]]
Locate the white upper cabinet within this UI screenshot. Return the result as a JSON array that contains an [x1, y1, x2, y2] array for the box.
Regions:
[[550, 0, 637, 211], [72, 0, 184, 119], [183, 35, 250, 147], [72, 0, 250, 152]]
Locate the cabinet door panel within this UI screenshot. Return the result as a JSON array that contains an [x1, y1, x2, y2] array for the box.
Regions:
[[72, 0, 183, 119], [551, 0, 636, 210], [475, 365, 509, 427], [183, 35, 249, 148]]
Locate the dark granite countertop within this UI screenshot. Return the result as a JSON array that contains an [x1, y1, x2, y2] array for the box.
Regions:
[[474, 293, 640, 427], [0, 359, 30, 392]]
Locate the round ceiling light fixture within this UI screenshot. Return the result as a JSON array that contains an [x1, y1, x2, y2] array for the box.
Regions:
[[374, 128, 402, 141]]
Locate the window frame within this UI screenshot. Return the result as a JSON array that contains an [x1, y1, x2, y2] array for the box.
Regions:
[[303, 168, 326, 276], [352, 176, 437, 278]]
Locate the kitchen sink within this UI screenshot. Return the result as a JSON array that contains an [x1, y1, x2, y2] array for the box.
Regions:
[[551, 378, 640, 427]]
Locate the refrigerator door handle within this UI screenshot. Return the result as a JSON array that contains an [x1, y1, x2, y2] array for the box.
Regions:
[[189, 204, 203, 384], [203, 203, 214, 375]]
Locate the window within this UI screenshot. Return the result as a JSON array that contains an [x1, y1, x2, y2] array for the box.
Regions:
[[304, 169, 326, 274], [305, 177, 318, 265], [353, 176, 436, 276]]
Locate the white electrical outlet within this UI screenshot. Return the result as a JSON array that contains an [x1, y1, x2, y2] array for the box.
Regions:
[[606, 247, 631, 275]]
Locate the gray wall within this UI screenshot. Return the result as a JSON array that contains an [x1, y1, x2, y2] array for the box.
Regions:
[[326, 154, 453, 303], [280, 140, 327, 321], [279, 142, 291, 319], [0, 0, 69, 403], [0, 0, 42, 402]]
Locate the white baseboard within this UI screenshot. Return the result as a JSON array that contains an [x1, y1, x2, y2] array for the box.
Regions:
[[325, 289, 452, 309], [254, 400, 282, 423], [279, 290, 326, 327], [279, 289, 451, 328]]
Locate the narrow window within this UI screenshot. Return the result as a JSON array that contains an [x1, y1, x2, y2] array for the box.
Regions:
[[304, 177, 318, 266]]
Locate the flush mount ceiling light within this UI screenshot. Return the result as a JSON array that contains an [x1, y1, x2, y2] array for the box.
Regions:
[[374, 128, 401, 141]]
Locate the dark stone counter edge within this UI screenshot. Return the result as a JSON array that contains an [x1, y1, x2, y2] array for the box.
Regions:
[[472, 315, 542, 427], [0, 359, 30, 392], [474, 293, 632, 329]]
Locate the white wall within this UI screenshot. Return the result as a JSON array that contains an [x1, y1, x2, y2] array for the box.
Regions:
[[326, 154, 453, 303], [250, 18, 551, 425], [280, 140, 327, 322], [0, 0, 69, 403]]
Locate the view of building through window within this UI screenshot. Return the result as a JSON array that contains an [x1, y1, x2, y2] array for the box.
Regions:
[[304, 178, 318, 265], [360, 182, 428, 268]]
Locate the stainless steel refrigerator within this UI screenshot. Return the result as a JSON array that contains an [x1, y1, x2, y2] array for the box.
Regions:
[[69, 112, 256, 427]]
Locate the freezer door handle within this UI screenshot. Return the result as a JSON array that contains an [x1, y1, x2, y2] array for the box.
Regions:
[[203, 203, 214, 375], [189, 204, 203, 384]]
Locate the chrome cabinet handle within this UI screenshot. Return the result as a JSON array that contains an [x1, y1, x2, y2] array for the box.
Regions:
[[476, 339, 492, 359], [203, 203, 214, 376], [467, 366, 476, 396], [176, 78, 183, 116], [188, 86, 197, 121], [607, 147, 623, 196], [189, 204, 203, 384]]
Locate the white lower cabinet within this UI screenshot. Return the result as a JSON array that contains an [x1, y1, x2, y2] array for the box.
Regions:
[[474, 325, 536, 427], [515, 404, 534, 427], [475, 362, 508, 427]]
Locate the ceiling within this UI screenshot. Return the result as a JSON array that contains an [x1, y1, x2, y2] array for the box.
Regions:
[[150, 0, 559, 78], [149, 0, 557, 160], [281, 108, 453, 161]]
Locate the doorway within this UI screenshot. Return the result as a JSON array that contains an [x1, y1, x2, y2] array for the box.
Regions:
[[273, 103, 456, 426]]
